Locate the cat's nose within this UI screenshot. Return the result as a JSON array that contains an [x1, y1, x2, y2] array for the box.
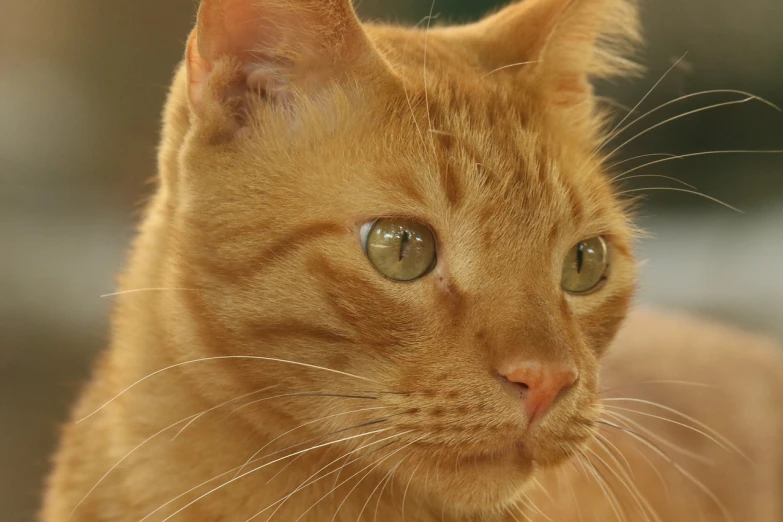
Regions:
[[499, 363, 578, 425]]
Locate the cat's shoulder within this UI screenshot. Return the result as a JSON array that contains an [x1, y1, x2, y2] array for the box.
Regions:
[[603, 307, 783, 408], [613, 307, 782, 365]]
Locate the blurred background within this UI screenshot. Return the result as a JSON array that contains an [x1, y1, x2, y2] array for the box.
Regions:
[[1, 0, 781, 519]]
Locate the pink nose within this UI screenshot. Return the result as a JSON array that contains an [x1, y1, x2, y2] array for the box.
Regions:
[[500, 363, 578, 424]]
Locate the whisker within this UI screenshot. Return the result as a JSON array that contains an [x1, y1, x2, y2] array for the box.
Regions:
[[602, 410, 714, 465], [422, 0, 437, 135], [606, 152, 678, 170], [616, 186, 742, 213], [481, 60, 541, 79], [600, 425, 671, 503], [261, 419, 395, 485], [612, 149, 783, 181], [254, 417, 397, 475], [594, 431, 634, 478], [400, 459, 422, 521], [329, 445, 412, 522], [160, 428, 394, 522], [519, 492, 554, 522], [612, 174, 697, 190], [598, 420, 734, 522], [511, 504, 534, 522], [601, 88, 780, 154], [290, 435, 426, 522], [236, 406, 394, 478], [603, 404, 733, 454], [574, 452, 626, 522], [260, 432, 411, 522], [531, 477, 556, 507], [601, 397, 749, 462], [229, 391, 380, 416], [172, 385, 280, 440], [601, 379, 718, 395], [74, 385, 280, 517], [589, 439, 661, 522], [604, 97, 767, 161], [358, 454, 408, 522], [597, 53, 689, 154], [78, 356, 383, 422], [373, 454, 403, 522], [139, 430, 394, 521], [100, 287, 198, 298]]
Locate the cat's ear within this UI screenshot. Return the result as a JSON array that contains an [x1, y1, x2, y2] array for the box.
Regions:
[[465, 0, 641, 106], [185, 0, 386, 116]]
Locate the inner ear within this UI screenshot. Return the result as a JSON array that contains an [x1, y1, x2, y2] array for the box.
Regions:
[[460, 0, 642, 107], [185, 0, 387, 117]]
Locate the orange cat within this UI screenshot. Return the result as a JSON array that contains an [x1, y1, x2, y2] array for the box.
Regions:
[[41, 0, 783, 521]]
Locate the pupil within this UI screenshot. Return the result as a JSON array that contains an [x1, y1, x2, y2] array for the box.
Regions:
[[576, 243, 585, 273], [399, 230, 410, 261]]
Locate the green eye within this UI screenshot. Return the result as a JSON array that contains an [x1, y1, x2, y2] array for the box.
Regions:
[[363, 218, 437, 282], [561, 236, 608, 294]]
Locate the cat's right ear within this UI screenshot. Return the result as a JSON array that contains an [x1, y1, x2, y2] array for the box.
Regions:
[[185, 0, 386, 118]]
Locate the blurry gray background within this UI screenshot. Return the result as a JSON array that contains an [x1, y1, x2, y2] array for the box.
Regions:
[[1, 0, 781, 519]]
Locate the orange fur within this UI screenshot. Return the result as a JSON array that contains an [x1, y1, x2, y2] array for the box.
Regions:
[[41, 1, 783, 521]]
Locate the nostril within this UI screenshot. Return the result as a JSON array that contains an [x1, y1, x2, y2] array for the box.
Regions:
[[497, 374, 530, 398]]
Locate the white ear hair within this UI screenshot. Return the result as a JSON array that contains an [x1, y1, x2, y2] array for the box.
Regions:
[[185, 0, 386, 115]]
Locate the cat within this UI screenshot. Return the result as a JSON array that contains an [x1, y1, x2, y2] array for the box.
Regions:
[[41, 0, 783, 520]]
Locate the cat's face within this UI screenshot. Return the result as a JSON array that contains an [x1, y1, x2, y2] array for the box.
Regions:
[[166, 0, 638, 514]]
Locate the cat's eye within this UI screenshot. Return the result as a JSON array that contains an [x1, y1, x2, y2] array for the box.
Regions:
[[561, 236, 609, 294], [362, 218, 437, 282]]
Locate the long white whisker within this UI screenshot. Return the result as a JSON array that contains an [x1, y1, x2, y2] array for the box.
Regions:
[[79, 356, 382, 422], [600, 419, 734, 522], [292, 435, 426, 522], [589, 439, 661, 522], [603, 404, 732, 454], [400, 459, 422, 521], [601, 88, 780, 154], [237, 406, 393, 478], [612, 149, 783, 181], [358, 455, 408, 522], [602, 397, 750, 462], [594, 431, 634, 478], [229, 391, 379, 416], [172, 385, 280, 440], [617, 187, 742, 213], [100, 287, 197, 298], [606, 152, 678, 170], [597, 53, 689, 154], [574, 452, 625, 522], [422, 0, 437, 135], [605, 97, 763, 161], [481, 60, 541, 79], [73, 385, 279, 517], [613, 174, 697, 190], [258, 431, 411, 522], [373, 453, 402, 522], [602, 410, 714, 465], [160, 428, 393, 522]]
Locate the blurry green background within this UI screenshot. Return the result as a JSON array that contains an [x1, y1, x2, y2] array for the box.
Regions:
[[2, 0, 781, 519]]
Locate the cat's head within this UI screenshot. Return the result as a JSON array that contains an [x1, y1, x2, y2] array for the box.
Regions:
[[160, 0, 640, 515]]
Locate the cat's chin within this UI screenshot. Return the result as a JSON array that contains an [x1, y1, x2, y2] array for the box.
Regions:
[[420, 446, 535, 513], [411, 436, 585, 514]]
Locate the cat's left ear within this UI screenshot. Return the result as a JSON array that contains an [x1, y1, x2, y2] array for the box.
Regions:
[[186, 0, 387, 116], [461, 0, 641, 107]]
